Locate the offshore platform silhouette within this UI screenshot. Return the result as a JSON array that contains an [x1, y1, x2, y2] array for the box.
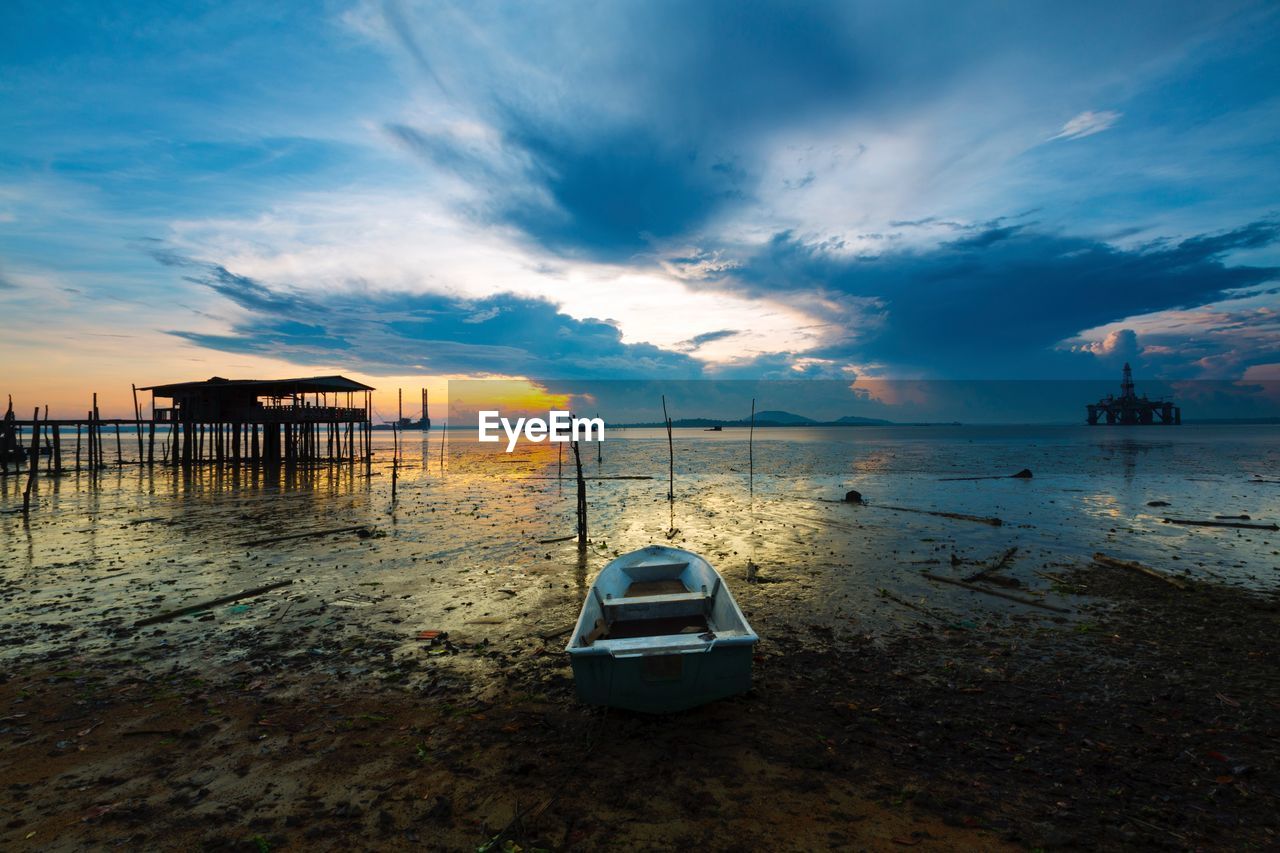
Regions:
[[1086, 363, 1181, 425]]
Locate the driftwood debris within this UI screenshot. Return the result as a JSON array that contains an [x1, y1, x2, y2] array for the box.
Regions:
[[1162, 517, 1278, 531], [920, 572, 1070, 613], [537, 534, 577, 544], [1092, 553, 1190, 590], [877, 588, 942, 620], [237, 525, 375, 547], [880, 505, 1004, 526], [134, 579, 294, 628], [940, 468, 1033, 482], [963, 546, 1019, 584], [524, 475, 653, 480], [539, 624, 575, 642]]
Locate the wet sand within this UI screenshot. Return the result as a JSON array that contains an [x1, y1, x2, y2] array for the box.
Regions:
[[1, 426, 1278, 850]]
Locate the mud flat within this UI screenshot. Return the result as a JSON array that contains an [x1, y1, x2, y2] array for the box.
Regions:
[[1, 426, 1278, 849], [2, 558, 1277, 851]]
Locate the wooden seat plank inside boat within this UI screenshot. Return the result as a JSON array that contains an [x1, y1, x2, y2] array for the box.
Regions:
[[603, 614, 710, 640], [624, 578, 689, 597]]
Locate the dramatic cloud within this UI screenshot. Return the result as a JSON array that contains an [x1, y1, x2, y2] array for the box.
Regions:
[[164, 258, 704, 379], [1048, 110, 1122, 141], [1073, 328, 1143, 362], [708, 220, 1280, 376], [1071, 305, 1280, 379]]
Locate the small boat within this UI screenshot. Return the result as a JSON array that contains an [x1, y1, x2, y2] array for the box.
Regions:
[[566, 545, 758, 713], [704, 425, 723, 431]]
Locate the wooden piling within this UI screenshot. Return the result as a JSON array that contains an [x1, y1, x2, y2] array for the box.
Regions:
[[661, 395, 674, 501], [391, 424, 399, 501], [572, 438, 587, 549], [131, 383, 144, 462], [22, 408, 39, 515], [42, 406, 51, 474]]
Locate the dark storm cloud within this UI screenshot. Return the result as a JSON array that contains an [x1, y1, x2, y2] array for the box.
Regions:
[[379, 0, 880, 259], [716, 221, 1280, 375]]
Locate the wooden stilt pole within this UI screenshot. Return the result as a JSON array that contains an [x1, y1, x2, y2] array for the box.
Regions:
[[131, 384, 143, 462], [42, 405, 51, 473], [391, 424, 399, 501], [22, 408, 39, 515], [662, 395, 674, 501], [572, 438, 587, 549]]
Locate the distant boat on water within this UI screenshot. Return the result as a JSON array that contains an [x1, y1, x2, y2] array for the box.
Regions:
[[566, 546, 758, 713]]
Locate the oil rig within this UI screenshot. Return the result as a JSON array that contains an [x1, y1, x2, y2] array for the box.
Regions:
[[1086, 363, 1181, 425]]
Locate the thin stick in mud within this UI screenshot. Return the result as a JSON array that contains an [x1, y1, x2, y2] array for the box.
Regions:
[[1093, 553, 1190, 590], [920, 572, 1070, 613], [878, 504, 1004, 526], [661, 394, 674, 501], [571, 438, 587, 549], [1163, 517, 1278, 531], [134, 579, 294, 628]]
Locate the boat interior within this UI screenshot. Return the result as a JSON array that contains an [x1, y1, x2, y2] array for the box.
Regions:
[[578, 559, 726, 647]]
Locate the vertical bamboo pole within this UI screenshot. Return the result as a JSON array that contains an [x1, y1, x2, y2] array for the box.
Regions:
[[52, 420, 61, 474], [96, 408, 103, 470], [131, 384, 143, 463], [22, 408, 39, 515], [749, 397, 755, 497], [42, 405, 51, 473], [75, 422, 82, 471], [148, 390, 156, 465], [662, 395, 674, 501], [571, 438, 587, 549]]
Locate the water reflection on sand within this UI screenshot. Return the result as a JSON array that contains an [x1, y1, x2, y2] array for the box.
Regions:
[[1, 425, 1276, 670]]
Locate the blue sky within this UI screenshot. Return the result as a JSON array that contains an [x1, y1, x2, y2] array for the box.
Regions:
[[1, 0, 1278, 417]]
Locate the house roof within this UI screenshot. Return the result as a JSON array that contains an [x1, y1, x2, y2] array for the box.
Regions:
[[139, 375, 375, 396]]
